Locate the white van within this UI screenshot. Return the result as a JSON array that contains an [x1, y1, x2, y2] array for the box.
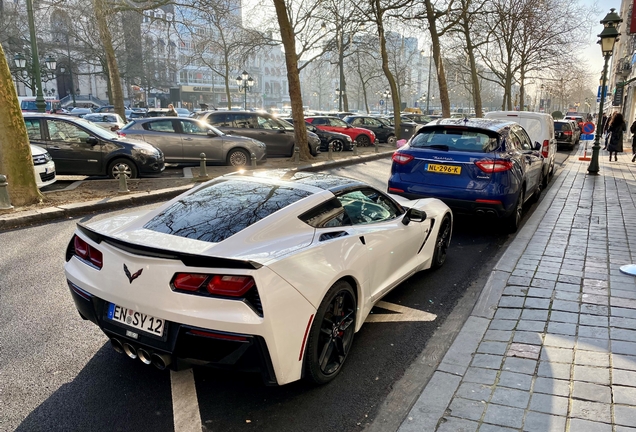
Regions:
[[485, 111, 556, 187]]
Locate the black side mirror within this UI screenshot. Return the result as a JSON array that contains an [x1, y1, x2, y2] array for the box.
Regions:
[[402, 208, 427, 225], [86, 137, 98, 145], [533, 141, 542, 151]]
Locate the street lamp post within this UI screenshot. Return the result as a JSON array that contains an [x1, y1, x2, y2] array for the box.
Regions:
[[26, 0, 46, 112], [382, 89, 390, 115], [588, 8, 622, 175], [235, 70, 254, 110]]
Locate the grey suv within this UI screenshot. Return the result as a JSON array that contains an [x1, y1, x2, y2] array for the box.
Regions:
[[194, 110, 320, 157]]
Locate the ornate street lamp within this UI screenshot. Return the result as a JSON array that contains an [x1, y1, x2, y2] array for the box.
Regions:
[[588, 8, 622, 175], [236, 70, 254, 110], [14, 53, 26, 69]]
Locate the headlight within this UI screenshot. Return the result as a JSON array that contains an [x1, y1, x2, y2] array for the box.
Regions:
[[345, 136, 352, 142], [138, 147, 159, 156], [44, 152, 52, 162], [253, 140, 266, 148]]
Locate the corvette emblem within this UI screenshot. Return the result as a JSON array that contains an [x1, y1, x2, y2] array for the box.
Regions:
[[123, 264, 143, 284]]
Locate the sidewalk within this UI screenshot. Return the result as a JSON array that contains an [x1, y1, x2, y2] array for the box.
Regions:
[[399, 144, 636, 431], [0, 145, 394, 230]]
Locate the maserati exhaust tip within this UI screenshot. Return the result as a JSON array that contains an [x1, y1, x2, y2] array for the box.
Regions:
[[123, 343, 137, 359], [110, 338, 124, 354], [151, 353, 171, 370], [138, 348, 152, 365]]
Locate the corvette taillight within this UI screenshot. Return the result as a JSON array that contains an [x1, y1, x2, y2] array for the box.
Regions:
[[73, 235, 103, 269], [172, 273, 256, 298], [392, 152, 414, 165], [475, 159, 513, 173]]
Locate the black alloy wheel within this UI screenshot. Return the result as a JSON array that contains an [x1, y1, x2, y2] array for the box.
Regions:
[[329, 139, 344, 152], [431, 214, 452, 269], [108, 158, 138, 179], [386, 135, 397, 146], [305, 281, 356, 384], [356, 134, 371, 147], [506, 188, 524, 233]]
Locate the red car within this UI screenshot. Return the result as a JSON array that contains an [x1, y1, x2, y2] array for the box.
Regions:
[[305, 116, 377, 147]]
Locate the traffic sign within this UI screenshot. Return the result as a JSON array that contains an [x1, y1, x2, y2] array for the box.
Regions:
[[582, 122, 595, 134]]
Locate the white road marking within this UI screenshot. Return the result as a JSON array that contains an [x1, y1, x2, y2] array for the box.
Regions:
[[365, 301, 437, 323], [171, 369, 202, 432]]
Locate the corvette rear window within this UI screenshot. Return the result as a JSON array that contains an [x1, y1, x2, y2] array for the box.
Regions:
[[411, 129, 498, 152], [144, 180, 312, 243]]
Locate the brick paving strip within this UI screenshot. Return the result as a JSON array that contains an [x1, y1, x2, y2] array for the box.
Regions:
[[398, 147, 636, 432]]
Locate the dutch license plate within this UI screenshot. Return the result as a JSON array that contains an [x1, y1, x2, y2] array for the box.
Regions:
[[107, 303, 164, 337], [426, 163, 461, 175]]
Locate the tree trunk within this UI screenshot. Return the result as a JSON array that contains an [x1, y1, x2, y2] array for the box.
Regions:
[[94, 0, 126, 119], [374, 0, 400, 138], [463, 20, 482, 117], [0, 42, 42, 206], [224, 55, 232, 109], [272, 0, 310, 160], [519, 65, 525, 111], [425, 1, 450, 117]]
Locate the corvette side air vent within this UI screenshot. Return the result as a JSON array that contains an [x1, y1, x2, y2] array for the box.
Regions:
[[319, 231, 348, 241], [244, 287, 263, 317]]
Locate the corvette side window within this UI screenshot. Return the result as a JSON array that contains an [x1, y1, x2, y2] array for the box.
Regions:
[[338, 189, 402, 225]]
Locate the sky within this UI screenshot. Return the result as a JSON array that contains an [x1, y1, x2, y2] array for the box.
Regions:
[[582, 0, 622, 79]]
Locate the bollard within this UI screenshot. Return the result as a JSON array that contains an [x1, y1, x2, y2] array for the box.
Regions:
[[117, 165, 130, 194], [251, 152, 257, 168], [0, 174, 14, 211], [294, 146, 300, 164], [328, 142, 333, 160], [353, 141, 358, 156], [375, 140, 379, 153], [199, 152, 209, 179]]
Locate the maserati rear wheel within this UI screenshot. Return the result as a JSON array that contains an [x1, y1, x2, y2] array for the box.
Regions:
[[304, 281, 356, 385]]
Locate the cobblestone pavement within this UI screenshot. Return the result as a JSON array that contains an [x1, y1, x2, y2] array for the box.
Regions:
[[399, 144, 636, 432]]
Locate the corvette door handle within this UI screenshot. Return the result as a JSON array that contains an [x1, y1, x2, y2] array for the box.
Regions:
[[359, 236, 366, 245], [319, 231, 349, 241]]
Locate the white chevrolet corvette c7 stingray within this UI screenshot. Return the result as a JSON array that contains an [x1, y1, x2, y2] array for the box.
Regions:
[[64, 170, 452, 385]]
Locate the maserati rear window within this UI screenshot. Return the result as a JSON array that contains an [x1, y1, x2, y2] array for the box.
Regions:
[[411, 129, 498, 153], [144, 180, 312, 242]]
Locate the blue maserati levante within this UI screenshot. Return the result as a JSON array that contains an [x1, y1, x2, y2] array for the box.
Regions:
[[388, 118, 544, 232]]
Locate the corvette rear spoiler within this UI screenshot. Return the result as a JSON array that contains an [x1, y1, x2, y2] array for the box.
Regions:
[[72, 224, 262, 270]]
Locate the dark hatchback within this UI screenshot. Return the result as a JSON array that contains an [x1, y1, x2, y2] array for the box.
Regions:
[[388, 118, 544, 231], [23, 114, 164, 179], [554, 120, 576, 150], [343, 115, 397, 146], [283, 118, 353, 151]]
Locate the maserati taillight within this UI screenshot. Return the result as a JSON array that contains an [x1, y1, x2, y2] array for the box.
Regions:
[[475, 159, 514, 173], [392, 152, 414, 165]]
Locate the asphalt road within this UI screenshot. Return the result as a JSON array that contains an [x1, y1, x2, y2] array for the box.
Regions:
[[0, 149, 573, 432]]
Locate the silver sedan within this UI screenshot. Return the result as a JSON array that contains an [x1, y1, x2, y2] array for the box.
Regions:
[[118, 117, 267, 167]]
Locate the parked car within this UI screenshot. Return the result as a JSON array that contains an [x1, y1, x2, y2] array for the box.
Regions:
[[485, 111, 556, 187], [118, 117, 267, 167], [566, 120, 581, 144], [30, 144, 56, 188], [194, 110, 320, 157], [554, 120, 577, 150], [64, 170, 452, 384], [95, 105, 115, 113], [343, 115, 397, 146], [388, 118, 544, 232], [68, 107, 93, 117], [305, 116, 377, 147], [83, 113, 127, 131], [382, 116, 419, 141], [402, 113, 431, 124], [23, 114, 164, 179], [175, 108, 191, 117], [283, 118, 353, 151]]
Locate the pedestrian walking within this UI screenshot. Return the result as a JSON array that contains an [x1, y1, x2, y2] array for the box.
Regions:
[[607, 112, 626, 162], [631, 118, 636, 162], [604, 112, 615, 150], [167, 104, 178, 116]]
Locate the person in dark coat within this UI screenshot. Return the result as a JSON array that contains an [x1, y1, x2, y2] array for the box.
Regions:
[[607, 112, 626, 162], [603, 112, 614, 150], [630, 118, 636, 162]]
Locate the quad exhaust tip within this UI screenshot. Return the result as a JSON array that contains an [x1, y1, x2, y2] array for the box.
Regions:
[[151, 353, 171, 370], [110, 338, 124, 354], [138, 348, 152, 365], [123, 343, 137, 359]]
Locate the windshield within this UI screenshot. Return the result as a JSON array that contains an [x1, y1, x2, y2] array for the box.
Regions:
[[72, 117, 120, 139], [331, 118, 348, 127], [411, 128, 499, 153]]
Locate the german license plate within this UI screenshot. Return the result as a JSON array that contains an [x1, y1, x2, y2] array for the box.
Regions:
[[107, 303, 164, 337], [426, 163, 461, 175]]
